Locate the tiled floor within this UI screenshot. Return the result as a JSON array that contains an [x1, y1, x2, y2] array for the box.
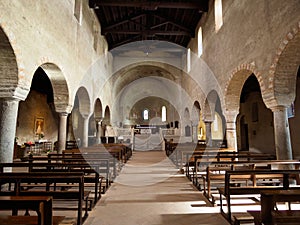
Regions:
[[84, 150, 230, 225]]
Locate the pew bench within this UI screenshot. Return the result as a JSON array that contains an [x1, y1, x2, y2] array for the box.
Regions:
[[0, 161, 105, 206], [0, 172, 90, 225], [0, 215, 67, 225], [272, 210, 300, 225], [197, 160, 300, 204], [0, 196, 55, 225], [24, 153, 115, 193], [261, 189, 300, 225], [217, 170, 300, 223]]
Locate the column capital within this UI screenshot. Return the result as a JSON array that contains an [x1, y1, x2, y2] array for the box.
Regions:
[[58, 112, 69, 117], [224, 110, 239, 123], [269, 105, 289, 112], [0, 96, 22, 102], [0, 86, 30, 101], [55, 104, 73, 114]]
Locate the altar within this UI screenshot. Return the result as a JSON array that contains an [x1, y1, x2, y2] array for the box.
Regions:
[[134, 125, 162, 134]]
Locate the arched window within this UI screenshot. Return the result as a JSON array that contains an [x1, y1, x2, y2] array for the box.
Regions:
[[162, 106, 167, 122], [187, 48, 191, 72], [74, 0, 82, 25], [143, 109, 149, 120], [215, 0, 223, 32], [198, 27, 203, 57]]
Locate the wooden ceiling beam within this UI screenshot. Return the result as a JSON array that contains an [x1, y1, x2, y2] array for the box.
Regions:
[[89, 0, 208, 12], [102, 13, 146, 30], [103, 29, 191, 36], [153, 14, 193, 33]]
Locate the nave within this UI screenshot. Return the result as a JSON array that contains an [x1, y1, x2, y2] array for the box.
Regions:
[[83, 150, 229, 225]]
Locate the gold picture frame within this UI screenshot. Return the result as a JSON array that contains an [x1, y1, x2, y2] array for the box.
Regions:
[[34, 117, 44, 135]]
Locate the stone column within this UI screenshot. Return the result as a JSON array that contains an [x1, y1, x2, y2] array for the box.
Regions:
[[271, 106, 293, 160], [57, 112, 68, 153], [82, 116, 89, 147], [224, 111, 238, 150], [95, 118, 103, 144], [225, 121, 237, 150], [205, 121, 213, 147], [0, 98, 20, 163], [191, 121, 199, 143]]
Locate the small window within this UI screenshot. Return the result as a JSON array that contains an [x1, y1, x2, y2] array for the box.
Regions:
[[187, 48, 191, 73], [74, 0, 82, 25], [143, 109, 149, 120], [198, 27, 203, 57], [214, 0, 223, 32], [162, 106, 167, 122], [213, 114, 219, 131]]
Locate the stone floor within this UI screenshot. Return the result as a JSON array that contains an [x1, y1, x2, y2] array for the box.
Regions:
[[83, 150, 230, 225]]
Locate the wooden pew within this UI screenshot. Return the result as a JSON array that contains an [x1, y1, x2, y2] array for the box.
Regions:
[[62, 148, 120, 178], [260, 189, 300, 225], [24, 152, 114, 193], [188, 151, 275, 186], [217, 169, 300, 223], [2, 159, 108, 200], [0, 196, 60, 225], [0, 215, 66, 225], [201, 160, 300, 204], [0, 172, 89, 225]]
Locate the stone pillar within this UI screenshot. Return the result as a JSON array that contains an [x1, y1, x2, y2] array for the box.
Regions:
[[95, 118, 103, 144], [57, 112, 68, 153], [191, 121, 199, 143], [205, 121, 213, 147], [225, 121, 237, 150], [224, 111, 238, 150], [0, 98, 20, 163], [82, 116, 89, 147], [271, 106, 293, 160]]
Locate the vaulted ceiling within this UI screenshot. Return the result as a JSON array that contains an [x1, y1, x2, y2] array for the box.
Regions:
[[89, 0, 209, 50]]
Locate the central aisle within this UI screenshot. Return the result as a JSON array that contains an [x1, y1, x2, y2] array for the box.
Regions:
[[84, 150, 229, 225]]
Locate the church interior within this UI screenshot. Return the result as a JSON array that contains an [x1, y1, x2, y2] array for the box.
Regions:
[[0, 0, 300, 225]]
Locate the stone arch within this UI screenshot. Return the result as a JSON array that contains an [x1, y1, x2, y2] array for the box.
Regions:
[[191, 101, 201, 122], [76, 86, 92, 117], [103, 106, 111, 125], [224, 65, 265, 115], [39, 63, 71, 113], [94, 98, 103, 120], [0, 25, 27, 100], [266, 21, 300, 108], [183, 107, 191, 137], [184, 107, 190, 120], [203, 90, 220, 121]]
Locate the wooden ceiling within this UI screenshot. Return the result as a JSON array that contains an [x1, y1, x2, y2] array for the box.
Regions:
[[89, 0, 209, 50]]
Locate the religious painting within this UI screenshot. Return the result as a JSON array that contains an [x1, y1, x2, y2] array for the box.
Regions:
[[34, 117, 44, 135]]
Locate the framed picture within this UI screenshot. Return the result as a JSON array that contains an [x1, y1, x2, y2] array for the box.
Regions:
[[34, 117, 44, 135]]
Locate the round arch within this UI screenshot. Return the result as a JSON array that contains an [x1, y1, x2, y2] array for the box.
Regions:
[[39, 63, 71, 113], [224, 66, 266, 115], [94, 98, 103, 119], [76, 86, 92, 117], [0, 26, 27, 100], [267, 22, 300, 108]]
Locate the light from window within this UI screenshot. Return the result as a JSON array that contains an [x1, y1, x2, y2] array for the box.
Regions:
[[74, 0, 82, 25], [187, 48, 191, 73], [198, 27, 203, 57], [162, 106, 167, 122], [215, 0, 223, 31], [213, 114, 219, 131], [143, 109, 149, 120]]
